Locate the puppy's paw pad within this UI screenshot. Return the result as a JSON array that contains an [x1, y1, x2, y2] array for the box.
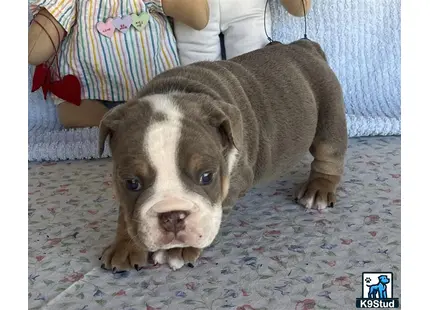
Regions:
[[100, 240, 148, 272], [168, 256, 185, 271], [153, 250, 167, 265], [296, 178, 336, 210], [153, 249, 185, 270], [182, 247, 201, 263], [153, 248, 201, 270]]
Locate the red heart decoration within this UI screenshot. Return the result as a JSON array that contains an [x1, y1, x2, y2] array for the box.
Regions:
[[49, 75, 81, 106], [31, 64, 48, 91], [31, 64, 51, 99]]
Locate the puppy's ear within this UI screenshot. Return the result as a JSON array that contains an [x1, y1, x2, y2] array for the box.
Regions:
[[98, 105, 126, 156], [208, 101, 243, 151]]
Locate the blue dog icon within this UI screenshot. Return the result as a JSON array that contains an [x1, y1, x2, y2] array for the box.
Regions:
[[367, 275, 390, 299]]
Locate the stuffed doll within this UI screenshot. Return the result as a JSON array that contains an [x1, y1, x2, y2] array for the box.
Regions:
[[28, 0, 209, 128], [173, 0, 311, 65]]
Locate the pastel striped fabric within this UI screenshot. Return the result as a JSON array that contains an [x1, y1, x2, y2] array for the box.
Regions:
[[30, 0, 180, 104]]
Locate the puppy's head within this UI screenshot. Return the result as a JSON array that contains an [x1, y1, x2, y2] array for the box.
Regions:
[[99, 93, 242, 252]]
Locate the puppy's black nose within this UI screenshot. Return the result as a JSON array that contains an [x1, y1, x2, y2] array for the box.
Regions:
[[158, 211, 189, 233]]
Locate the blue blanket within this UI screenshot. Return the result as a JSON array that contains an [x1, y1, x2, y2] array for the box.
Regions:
[[28, 0, 400, 161]]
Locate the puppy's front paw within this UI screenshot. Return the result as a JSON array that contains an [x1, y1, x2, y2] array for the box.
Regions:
[[295, 176, 337, 210], [153, 247, 201, 271], [100, 239, 148, 272]]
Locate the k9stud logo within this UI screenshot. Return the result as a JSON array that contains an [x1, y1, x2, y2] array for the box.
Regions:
[[356, 272, 399, 308]]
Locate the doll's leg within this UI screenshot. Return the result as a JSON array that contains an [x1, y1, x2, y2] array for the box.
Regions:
[[57, 100, 109, 128], [173, 0, 222, 65], [223, 5, 271, 59]]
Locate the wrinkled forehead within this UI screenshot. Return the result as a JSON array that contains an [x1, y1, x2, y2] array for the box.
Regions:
[[111, 95, 221, 172], [110, 95, 177, 161]]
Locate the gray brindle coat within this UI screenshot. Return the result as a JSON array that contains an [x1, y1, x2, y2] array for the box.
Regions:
[[98, 39, 347, 271]]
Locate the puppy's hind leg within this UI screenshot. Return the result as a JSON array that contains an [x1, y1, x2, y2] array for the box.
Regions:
[[296, 80, 348, 210]]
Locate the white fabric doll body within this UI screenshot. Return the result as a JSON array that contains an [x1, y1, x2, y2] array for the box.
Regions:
[[174, 0, 271, 65]]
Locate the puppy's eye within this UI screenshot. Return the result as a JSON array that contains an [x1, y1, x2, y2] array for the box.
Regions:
[[125, 178, 142, 191], [199, 172, 213, 186]]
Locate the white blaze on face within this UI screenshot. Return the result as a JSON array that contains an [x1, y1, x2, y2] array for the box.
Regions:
[[145, 95, 184, 195], [138, 94, 223, 251]]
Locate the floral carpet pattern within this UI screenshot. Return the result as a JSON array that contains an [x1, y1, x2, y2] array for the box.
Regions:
[[28, 137, 401, 310]]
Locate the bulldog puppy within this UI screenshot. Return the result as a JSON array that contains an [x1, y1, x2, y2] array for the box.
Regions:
[[98, 39, 347, 271]]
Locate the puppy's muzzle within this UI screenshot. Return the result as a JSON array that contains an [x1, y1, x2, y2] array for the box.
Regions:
[[140, 196, 220, 250]]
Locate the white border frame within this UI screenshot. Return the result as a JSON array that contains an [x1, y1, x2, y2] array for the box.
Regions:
[[401, 0, 430, 308]]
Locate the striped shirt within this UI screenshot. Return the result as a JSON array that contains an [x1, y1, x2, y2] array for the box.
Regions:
[[30, 0, 180, 103]]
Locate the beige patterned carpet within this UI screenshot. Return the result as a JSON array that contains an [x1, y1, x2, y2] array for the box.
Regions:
[[28, 137, 401, 310]]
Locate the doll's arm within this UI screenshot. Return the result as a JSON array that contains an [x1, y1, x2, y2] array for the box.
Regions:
[[28, 1, 77, 65], [280, 0, 312, 17], [153, 0, 209, 30]]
